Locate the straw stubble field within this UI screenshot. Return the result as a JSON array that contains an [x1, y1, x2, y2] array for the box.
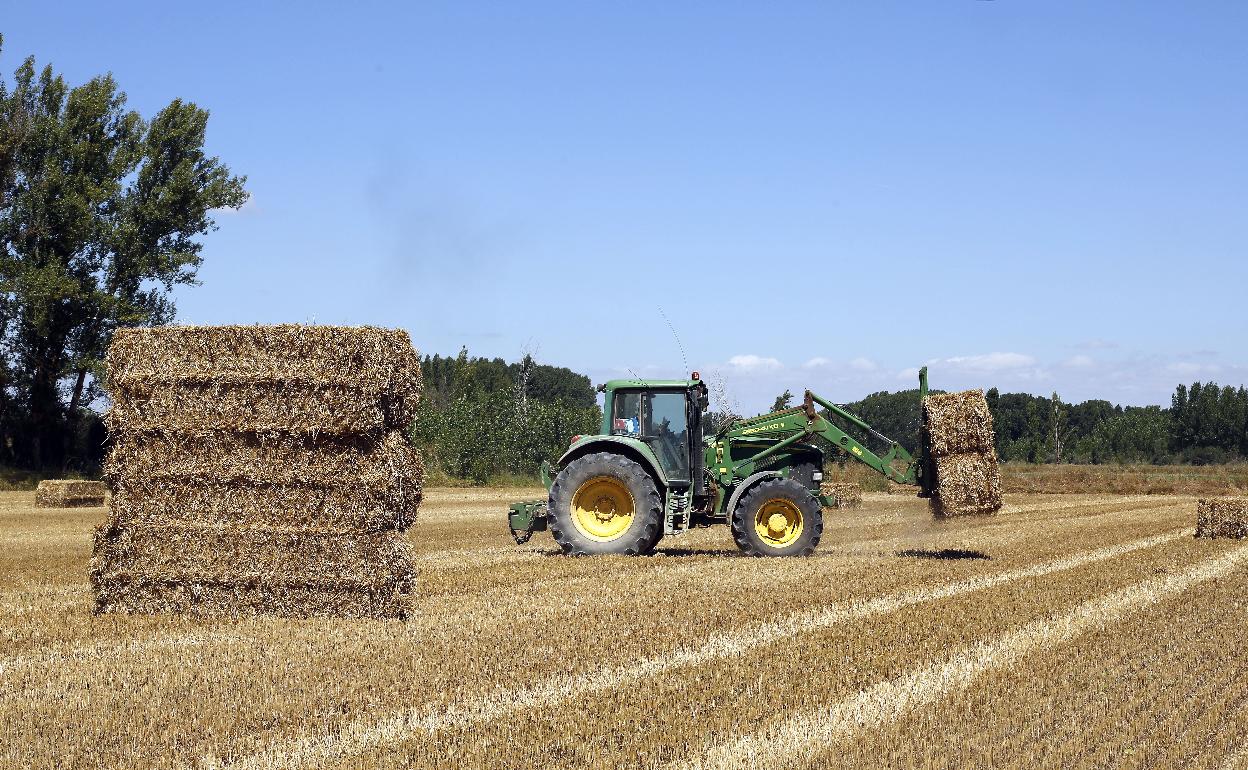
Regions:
[[3, 487, 1248, 769]]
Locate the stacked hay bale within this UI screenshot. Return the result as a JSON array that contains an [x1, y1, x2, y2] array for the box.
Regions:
[[1196, 498, 1248, 539], [820, 481, 863, 509], [91, 325, 424, 619], [923, 389, 1003, 517], [35, 480, 106, 508]]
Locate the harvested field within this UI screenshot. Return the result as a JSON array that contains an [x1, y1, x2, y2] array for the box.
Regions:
[[5, 485, 1248, 768], [34, 480, 105, 508]]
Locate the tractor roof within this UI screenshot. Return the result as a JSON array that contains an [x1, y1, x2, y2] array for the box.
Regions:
[[602, 378, 700, 391]]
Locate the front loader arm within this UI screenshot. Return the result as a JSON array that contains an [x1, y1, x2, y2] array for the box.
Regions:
[[721, 371, 930, 489]]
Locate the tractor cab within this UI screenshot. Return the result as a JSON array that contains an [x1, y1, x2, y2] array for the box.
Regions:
[[600, 375, 709, 485]]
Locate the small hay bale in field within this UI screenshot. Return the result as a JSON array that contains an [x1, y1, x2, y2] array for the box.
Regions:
[[91, 324, 424, 620], [932, 452, 1004, 517], [1196, 498, 1248, 539], [820, 482, 863, 509], [924, 389, 1003, 517], [34, 480, 106, 508]]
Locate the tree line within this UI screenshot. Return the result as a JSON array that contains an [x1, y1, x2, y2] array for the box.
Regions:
[[411, 348, 601, 483], [817, 382, 1248, 466]]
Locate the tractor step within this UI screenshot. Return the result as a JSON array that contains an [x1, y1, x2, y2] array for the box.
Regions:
[[663, 489, 693, 537]]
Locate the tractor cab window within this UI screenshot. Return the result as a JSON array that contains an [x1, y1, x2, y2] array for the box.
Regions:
[[645, 391, 690, 480], [612, 391, 642, 437]]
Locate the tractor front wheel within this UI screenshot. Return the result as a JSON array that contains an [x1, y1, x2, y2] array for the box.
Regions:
[[548, 452, 663, 556], [730, 478, 823, 557]]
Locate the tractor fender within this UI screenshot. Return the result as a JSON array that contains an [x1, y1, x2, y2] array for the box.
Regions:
[[556, 436, 670, 489], [725, 470, 782, 516]]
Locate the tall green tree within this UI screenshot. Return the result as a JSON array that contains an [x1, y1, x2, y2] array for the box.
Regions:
[[770, 389, 794, 413], [0, 37, 247, 466]]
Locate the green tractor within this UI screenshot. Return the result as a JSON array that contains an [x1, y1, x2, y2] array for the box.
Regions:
[[508, 368, 936, 557]]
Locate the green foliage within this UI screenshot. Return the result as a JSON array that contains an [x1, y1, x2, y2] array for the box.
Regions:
[[1171, 382, 1248, 463], [824, 380, 1247, 467], [1086, 406, 1173, 464], [421, 348, 595, 409], [0, 38, 246, 469], [770, 389, 794, 413], [411, 349, 601, 483]]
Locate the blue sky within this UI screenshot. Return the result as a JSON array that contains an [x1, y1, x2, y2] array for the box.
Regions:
[[3, 2, 1245, 412]]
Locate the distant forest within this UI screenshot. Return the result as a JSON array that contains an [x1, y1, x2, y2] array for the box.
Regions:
[[828, 382, 1248, 466], [412, 348, 600, 482], [413, 348, 1248, 482]]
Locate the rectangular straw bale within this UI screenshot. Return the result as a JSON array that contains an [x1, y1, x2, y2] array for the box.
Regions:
[[92, 577, 416, 620], [819, 482, 863, 509], [34, 480, 106, 508], [107, 325, 422, 395], [105, 430, 423, 491], [923, 390, 995, 456], [933, 452, 1004, 517], [1196, 498, 1248, 539], [91, 524, 417, 586], [107, 481, 419, 532], [106, 382, 397, 435], [105, 325, 421, 433]]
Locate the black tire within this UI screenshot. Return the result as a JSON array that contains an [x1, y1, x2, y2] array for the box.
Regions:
[[730, 478, 823, 557], [548, 452, 663, 556]]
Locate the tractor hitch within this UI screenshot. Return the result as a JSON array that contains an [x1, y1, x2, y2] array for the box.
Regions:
[[508, 500, 548, 544]]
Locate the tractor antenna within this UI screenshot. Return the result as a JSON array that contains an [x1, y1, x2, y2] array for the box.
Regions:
[[657, 306, 689, 374], [625, 365, 644, 383]]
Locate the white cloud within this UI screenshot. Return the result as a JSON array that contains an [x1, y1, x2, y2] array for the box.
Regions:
[[727, 354, 782, 371], [1062, 355, 1095, 368], [802, 357, 832, 369], [848, 356, 878, 372], [941, 352, 1036, 372], [1076, 339, 1118, 350], [1166, 361, 1221, 376]]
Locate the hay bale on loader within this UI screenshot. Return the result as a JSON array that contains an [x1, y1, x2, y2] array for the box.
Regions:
[[35, 480, 106, 508], [91, 324, 424, 620], [820, 482, 863, 509], [1196, 498, 1248, 540], [923, 390, 1003, 517]]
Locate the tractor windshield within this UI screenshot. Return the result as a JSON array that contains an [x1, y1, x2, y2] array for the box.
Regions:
[[645, 391, 689, 480]]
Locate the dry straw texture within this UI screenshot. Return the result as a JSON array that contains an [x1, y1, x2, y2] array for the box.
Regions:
[[106, 325, 422, 435], [820, 482, 863, 509], [933, 453, 1004, 516], [34, 479, 106, 508], [1195, 498, 1248, 539], [92, 324, 423, 620], [924, 389, 1004, 517]]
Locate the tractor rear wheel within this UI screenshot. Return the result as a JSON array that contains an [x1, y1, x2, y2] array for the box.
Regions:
[[730, 478, 823, 557], [548, 452, 663, 556]]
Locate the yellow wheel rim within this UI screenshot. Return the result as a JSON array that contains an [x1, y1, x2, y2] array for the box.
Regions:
[[754, 498, 803, 548], [571, 476, 636, 542]]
